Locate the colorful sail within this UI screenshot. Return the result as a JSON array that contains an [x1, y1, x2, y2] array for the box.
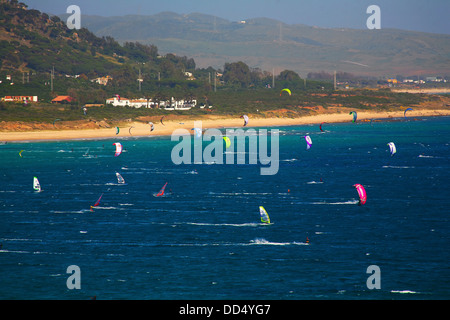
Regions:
[[19, 150, 24, 157], [116, 172, 125, 184], [280, 88, 291, 96], [155, 182, 168, 197], [319, 122, 326, 132], [259, 206, 271, 224], [353, 184, 367, 205], [149, 122, 154, 132], [387, 142, 396, 156], [404, 107, 413, 118], [349, 111, 357, 122], [113, 142, 122, 157], [91, 193, 103, 209], [223, 136, 231, 149], [305, 135, 312, 150], [115, 127, 120, 135], [33, 176, 41, 192]]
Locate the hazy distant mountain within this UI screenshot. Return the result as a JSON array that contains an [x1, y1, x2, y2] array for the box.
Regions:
[[80, 11, 450, 77]]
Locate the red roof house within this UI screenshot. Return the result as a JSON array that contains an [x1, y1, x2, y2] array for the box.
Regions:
[[51, 96, 75, 104]]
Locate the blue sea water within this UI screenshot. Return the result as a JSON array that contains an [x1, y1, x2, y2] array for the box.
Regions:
[[0, 117, 449, 300]]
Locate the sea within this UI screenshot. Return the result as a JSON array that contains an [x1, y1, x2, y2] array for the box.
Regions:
[[0, 116, 449, 300]]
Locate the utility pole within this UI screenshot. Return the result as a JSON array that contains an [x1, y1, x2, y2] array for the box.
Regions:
[[279, 22, 282, 42], [138, 68, 142, 91], [214, 72, 217, 92], [51, 65, 54, 92], [272, 68, 275, 88], [334, 70, 337, 90]]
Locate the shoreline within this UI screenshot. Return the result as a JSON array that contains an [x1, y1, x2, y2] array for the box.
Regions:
[[1, 109, 450, 143]]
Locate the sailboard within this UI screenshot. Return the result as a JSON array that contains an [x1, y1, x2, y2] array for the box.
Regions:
[[91, 193, 103, 211], [33, 176, 41, 192], [115, 172, 125, 184], [259, 206, 271, 224], [154, 182, 168, 197]]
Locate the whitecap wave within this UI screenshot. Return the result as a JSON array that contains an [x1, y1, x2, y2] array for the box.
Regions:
[[391, 290, 419, 294]]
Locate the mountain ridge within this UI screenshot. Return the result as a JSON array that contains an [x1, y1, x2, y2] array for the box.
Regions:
[[79, 11, 450, 77]]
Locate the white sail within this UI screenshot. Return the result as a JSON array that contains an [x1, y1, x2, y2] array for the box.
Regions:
[[259, 206, 270, 224], [116, 172, 125, 184], [33, 176, 41, 192]]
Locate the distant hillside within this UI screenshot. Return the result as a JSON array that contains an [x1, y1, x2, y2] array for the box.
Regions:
[[80, 11, 450, 77], [0, 2, 194, 79]]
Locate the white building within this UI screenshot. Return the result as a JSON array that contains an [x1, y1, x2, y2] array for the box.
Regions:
[[106, 97, 196, 110]]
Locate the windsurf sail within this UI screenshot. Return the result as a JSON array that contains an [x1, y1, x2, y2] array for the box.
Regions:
[[19, 150, 24, 157], [349, 111, 357, 122], [353, 184, 367, 205], [115, 127, 120, 135], [259, 206, 271, 224], [160, 116, 165, 126], [155, 182, 168, 197], [129, 126, 134, 135], [404, 107, 413, 118], [387, 142, 396, 156], [241, 115, 249, 126], [149, 122, 154, 132], [116, 172, 125, 184], [92, 193, 103, 209], [33, 176, 41, 192], [113, 142, 122, 157], [305, 135, 312, 150]]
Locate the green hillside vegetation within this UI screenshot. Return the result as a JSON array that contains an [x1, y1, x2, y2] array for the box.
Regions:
[[0, 0, 440, 124]]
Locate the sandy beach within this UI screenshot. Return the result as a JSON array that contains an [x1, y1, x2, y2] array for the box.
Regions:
[[1, 108, 449, 142]]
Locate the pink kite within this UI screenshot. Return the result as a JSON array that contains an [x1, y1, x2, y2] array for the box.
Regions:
[[353, 184, 367, 205]]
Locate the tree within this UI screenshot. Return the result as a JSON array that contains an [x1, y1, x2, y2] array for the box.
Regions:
[[223, 61, 251, 88], [277, 70, 301, 81]]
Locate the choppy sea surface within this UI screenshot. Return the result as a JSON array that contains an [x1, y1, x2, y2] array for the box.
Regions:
[[0, 116, 449, 299]]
